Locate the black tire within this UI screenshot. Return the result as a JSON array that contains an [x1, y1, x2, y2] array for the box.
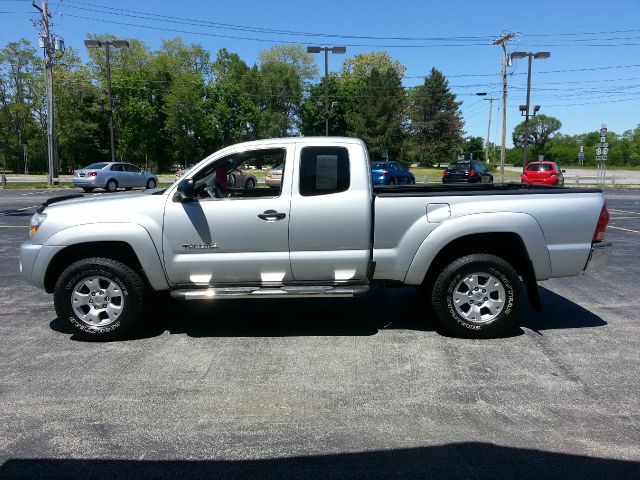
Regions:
[[431, 254, 520, 338], [82, 187, 94, 193], [53, 257, 146, 341], [105, 179, 118, 193], [245, 178, 256, 190], [146, 178, 157, 189], [409, 178, 415, 185], [390, 178, 397, 186], [125, 187, 132, 191]]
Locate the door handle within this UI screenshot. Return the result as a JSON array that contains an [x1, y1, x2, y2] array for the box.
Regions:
[[258, 210, 286, 221]]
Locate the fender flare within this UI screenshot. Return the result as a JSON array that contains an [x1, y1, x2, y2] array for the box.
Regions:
[[37, 222, 169, 291], [403, 212, 551, 285]]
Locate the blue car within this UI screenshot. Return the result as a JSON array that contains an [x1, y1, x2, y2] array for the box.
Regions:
[[371, 161, 415, 185]]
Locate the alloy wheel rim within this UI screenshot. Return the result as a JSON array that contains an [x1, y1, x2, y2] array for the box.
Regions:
[[452, 272, 506, 324], [71, 275, 124, 327]]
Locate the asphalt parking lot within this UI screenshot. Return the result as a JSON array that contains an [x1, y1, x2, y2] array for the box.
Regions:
[[0, 188, 638, 479]]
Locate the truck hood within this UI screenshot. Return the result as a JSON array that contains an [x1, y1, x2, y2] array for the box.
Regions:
[[33, 190, 168, 244]]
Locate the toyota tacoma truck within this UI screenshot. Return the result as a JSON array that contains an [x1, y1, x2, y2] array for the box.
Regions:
[[20, 137, 611, 340]]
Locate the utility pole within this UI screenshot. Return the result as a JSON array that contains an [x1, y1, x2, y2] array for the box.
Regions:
[[33, 1, 63, 186], [491, 32, 518, 183], [484, 97, 496, 163]]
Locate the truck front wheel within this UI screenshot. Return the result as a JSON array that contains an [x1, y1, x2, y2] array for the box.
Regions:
[[53, 257, 146, 341], [431, 254, 520, 338]]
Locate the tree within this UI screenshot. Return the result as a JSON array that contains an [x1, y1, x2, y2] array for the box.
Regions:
[[407, 68, 463, 167], [463, 136, 485, 162], [344, 67, 405, 160], [512, 114, 562, 157], [342, 51, 406, 79], [300, 75, 347, 136], [258, 44, 318, 82], [0, 39, 44, 173]]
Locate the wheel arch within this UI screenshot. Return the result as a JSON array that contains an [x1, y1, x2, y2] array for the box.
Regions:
[[404, 213, 551, 311], [40, 223, 169, 293]]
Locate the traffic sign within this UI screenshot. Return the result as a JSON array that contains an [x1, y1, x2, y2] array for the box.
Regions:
[[603, 147, 609, 155], [600, 136, 606, 143], [596, 147, 602, 155], [600, 127, 607, 135]]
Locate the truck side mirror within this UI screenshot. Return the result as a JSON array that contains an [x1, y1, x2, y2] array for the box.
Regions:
[[175, 178, 195, 202]]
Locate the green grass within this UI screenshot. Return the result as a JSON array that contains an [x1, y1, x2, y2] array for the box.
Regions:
[[1, 182, 75, 190]]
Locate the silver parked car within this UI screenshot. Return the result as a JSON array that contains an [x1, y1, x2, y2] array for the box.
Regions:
[[73, 162, 158, 193]]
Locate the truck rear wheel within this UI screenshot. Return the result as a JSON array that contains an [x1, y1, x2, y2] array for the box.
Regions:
[[431, 254, 520, 338], [53, 257, 146, 341]]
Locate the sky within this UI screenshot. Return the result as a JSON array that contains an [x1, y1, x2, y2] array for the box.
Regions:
[[1, 0, 640, 149]]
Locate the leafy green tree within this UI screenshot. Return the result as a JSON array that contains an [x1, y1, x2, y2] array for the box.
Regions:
[[512, 114, 562, 157], [0, 39, 44, 172], [342, 51, 406, 79], [300, 75, 347, 136], [258, 44, 318, 82], [344, 67, 405, 160], [462, 136, 485, 162], [53, 47, 102, 173], [407, 68, 463, 167]]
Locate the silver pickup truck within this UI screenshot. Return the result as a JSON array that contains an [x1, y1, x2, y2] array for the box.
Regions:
[[20, 137, 611, 340]]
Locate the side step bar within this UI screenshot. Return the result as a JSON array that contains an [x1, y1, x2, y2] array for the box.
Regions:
[[170, 285, 369, 301]]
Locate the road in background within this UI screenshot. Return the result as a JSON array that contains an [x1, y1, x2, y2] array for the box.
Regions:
[[0, 188, 638, 479]]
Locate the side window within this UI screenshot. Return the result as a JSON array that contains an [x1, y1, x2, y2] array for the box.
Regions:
[[125, 164, 141, 172], [299, 146, 350, 197], [191, 148, 286, 200], [111, 164, 123, 172]]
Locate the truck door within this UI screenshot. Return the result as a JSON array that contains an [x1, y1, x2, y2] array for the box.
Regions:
[[162, 146, 293, 286], [288, 143, 372, 282]]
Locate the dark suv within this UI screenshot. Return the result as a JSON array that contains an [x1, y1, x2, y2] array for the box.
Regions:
[[442, 160, 493, 184]]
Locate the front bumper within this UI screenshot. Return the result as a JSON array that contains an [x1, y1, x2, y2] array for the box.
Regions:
[[19, 242, 43, 286], [583, 241, 612, 274]]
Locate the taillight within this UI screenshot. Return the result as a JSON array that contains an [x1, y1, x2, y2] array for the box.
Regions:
[[442, 169, 446, 177], [593, 204, 609, 243], [72, 170, 76, 176], [380, 171, 388, 177], [88, 171, 97, 177], [470, 169, 477, 177]]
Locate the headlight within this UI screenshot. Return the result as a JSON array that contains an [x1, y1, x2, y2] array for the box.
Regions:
[[30, 212, 47, 238]]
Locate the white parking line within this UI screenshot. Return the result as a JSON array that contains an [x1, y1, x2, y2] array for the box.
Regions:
[[609, 225, 640, 234], [610, 216, 640, 220], [0, 225, 29, 228]]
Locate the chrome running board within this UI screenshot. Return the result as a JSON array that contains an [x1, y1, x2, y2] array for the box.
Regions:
[[170, 284, 369, 301]]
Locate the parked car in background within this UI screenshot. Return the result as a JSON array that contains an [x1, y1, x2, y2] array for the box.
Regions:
[[265, 164, 283, 187], [73, 162, 158, 192], [443, 160, 493, 184], [521, 161, 565, 186], [371, 161, 415, 185], [227, 168, 257, 190]]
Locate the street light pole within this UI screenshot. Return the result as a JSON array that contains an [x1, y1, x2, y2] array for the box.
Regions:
[[307, 46, 346, 136], [104, 42, 116, 163], [511, 51, 550, 166], [84, 39, 130, 163]]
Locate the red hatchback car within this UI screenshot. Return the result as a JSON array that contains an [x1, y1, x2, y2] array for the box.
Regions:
[[521, 161, 565, 186]]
